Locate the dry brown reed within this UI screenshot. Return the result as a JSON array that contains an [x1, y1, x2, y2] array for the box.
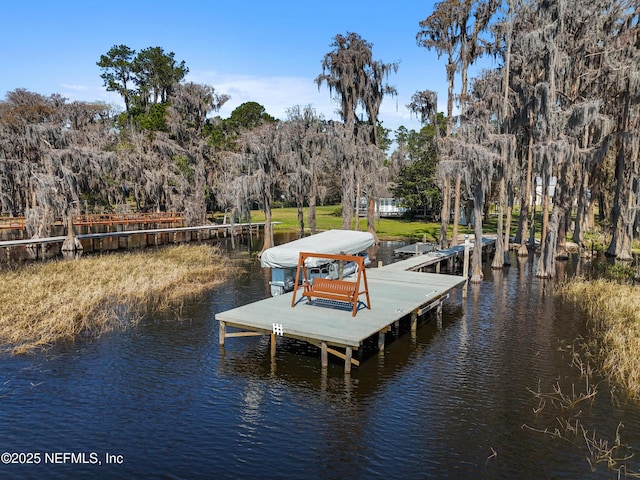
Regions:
[[560, 279, 640, 400], [524, 349, 639, 476], [522, 281, 640, 476], [0, 245, 237, 354]]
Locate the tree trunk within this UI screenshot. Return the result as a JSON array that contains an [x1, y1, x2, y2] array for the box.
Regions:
[[518, 133, 534, 256], [528, 202, 536, 251], [556, 209, 568, 260], [297, 196, 305, 239], [439, 179, 451, 248], [308, 193, 317, 235], [598, 190, 607, 223], [367, 196, 378, 244], [354, 180, 361, 231], [341, 163, 355, 230], [573, 168, 589, 246], [607, 99, 637, 260], [261, 190, 274, 253], [537, 152, 576, 277], [503, 182, 513, 265], [514, 189, 526, 244], [450, 174, 461, 246], [470, 182, 484, 283], [492, 177, 506, 269], [536, 204, 563, 278], [608, 181, 635, 261], [606, 76, 638, 260], [539, 178, 550, 252], [446, 60, 455, 137], [500, 27, 512, 266], [585, 183, 596, 231]]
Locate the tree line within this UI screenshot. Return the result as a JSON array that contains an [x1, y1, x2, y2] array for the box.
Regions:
[[1, 0, 638, 279], [414, 0, 639, 281], [0, 38, 400, 252]]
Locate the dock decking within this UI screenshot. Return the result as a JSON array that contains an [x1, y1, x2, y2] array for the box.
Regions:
[[216, 236, 495, 373], [393, 242, 436, 256]]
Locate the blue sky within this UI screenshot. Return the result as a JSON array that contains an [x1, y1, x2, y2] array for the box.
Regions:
[[1, 1, 497, 133]]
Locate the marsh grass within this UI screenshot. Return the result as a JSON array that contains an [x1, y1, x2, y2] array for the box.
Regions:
[[522, 281, 640, 476], [0, 245, 236, 354], [560, 280, 640, 400], [524, 347, 639, 476]]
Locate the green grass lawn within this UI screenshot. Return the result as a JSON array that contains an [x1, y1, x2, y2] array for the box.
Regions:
[[234, 204, 638, 252], [250, 205, 477, 241]]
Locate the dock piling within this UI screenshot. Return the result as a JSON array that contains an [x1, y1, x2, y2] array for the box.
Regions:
[[270, 333, 277, 357], [345, 348, 352, 374], [378, 330, 386, 352], [219, 321, 226, 347], [411, 311, 418, 338], [321, 343, 328, 369], [462, 235, 470, 299]]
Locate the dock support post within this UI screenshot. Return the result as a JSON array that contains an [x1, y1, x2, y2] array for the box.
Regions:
[[321, 343, 328, 369], [411, 311, 418, 338], [344, 347, 352, 374], [437, 301, 443, 329], [270, 333, 277, 357], [378, 331, 386, 352], [436, 261, 441, 273], [462, 235, 470, 299], [219, 321, 226, 347]]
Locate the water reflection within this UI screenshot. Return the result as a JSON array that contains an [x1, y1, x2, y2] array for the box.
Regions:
[[1, 234, 639, 479]]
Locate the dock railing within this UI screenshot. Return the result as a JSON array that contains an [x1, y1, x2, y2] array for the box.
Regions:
[[0, 212, 184, 230]]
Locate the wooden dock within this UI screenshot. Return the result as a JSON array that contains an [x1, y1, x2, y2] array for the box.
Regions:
[[393, 242, 436, 256], [0, 222, 273, 259], [386, 236, 496, 273], [216, 236, 496, 373], [0, 212, 184, 231]]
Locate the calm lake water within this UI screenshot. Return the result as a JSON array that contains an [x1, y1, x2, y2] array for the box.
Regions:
[[1, 234, 639, 479]]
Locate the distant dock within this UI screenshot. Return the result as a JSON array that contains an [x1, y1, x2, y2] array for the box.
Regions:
[[0, 221, 274, 260], [393, 242, 436, 256], [387, 236, 497, 273], [0, 212, 184, 232], [216, 236, 496, 373]]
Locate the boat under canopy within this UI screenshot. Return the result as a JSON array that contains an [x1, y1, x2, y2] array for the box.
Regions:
[[260, 230, 375, 268], [260, 230, 375, 296]]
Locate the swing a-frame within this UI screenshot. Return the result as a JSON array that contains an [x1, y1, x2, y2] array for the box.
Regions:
[[291, 252, 371, 317]]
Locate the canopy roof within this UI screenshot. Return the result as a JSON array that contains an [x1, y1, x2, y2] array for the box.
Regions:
[[260, 230, 375, 268]]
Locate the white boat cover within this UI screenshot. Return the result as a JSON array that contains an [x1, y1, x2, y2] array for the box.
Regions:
[[260, 230, 375, 268]]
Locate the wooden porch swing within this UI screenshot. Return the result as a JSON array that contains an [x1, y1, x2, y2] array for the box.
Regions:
[[290, 252, 371, 317]]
